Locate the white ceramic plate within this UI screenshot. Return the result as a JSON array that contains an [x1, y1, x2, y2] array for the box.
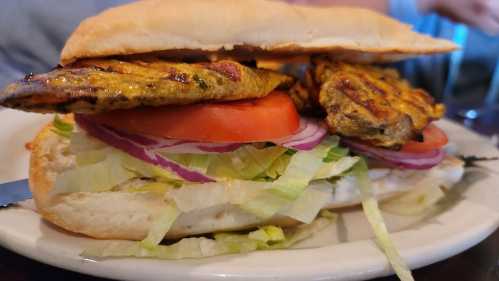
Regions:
[[0, 109, 498, 281]]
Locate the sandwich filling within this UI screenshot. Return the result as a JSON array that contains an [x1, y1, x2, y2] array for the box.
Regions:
[[2, 56, 462, 281]]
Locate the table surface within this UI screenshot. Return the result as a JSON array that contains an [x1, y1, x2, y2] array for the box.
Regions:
[[1, 111, 498, 281]]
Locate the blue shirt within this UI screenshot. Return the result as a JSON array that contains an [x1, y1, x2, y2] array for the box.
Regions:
[[0, 0, 132, 88], [389, 0, 499, 103]]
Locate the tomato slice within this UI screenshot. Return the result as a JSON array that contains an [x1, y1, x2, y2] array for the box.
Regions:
[[89, 91, 300, 143], [401, 123, 448, 153]]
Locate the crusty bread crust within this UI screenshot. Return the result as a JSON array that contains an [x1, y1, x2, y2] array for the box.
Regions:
[[60, 0, 456, 65], [29, 116, 71, 226], [30, 118, 464, 240]]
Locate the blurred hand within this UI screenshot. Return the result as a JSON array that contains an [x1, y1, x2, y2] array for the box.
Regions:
[[419, 0, 499, 34], [282, 0, 389, 13], [285, 0, 499, 35]]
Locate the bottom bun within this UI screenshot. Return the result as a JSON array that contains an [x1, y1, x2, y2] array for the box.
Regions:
[[29, 119, 464, 240]]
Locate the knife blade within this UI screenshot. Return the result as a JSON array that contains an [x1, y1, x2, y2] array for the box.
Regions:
[[0, 179, 32, 206]]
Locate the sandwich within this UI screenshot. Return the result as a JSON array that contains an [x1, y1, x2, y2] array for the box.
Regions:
[[0, 0, 464, 280]]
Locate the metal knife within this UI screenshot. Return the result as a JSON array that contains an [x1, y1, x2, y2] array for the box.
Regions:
[[0, 179, 32, 207]]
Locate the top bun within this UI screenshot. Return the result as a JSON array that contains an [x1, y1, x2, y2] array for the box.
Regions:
[[60, 0, 456, 65]]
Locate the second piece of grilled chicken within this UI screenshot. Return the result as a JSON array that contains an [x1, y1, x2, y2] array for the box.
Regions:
[[314, 59, 445, 148]]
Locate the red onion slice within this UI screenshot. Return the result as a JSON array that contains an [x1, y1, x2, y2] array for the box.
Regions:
[[153, 142, 242, 154], [342, 138, 445, 170], [75, 115, 215, 183], [271, 118, 328, 150], [194, 143, 242, 153], [105, 126, 165, 146], [101, 125, 241, 154], [80, 114, 328, 158]]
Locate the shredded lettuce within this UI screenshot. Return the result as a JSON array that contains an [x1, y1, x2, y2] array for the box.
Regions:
[[314, 156, 360, 180], [52, 115, 74, 138], [70, 132, 181, 183], [123, 182, 171, 193], [75, 148, 110, 166], [170, 179, 339, 223], [53, 153, 136, 194], [213, 225, 285, 253], [207, 145, 287, 180], [323, 146, 349, 163], [119, 151, 181, 183], [56, 143, 182, 194], [82, 212, 336, 260], [161, 154, 212, 174], [69, 131, 355, 187], [84, 237, 223, 260], [380, 184, 445, 216], [69, 131, 106, 154], [140, 203, 180, 249], [273, 210, 337, 249], [169, 180, 266, 212], [248, 225, 285, 243], [77, 148, 181, 183], [262, 154, 292, 180], [352, 158, 414, 281], [239, 137, 336, 219], [278, 181, 332, 223], [62, 129, 418, 270]]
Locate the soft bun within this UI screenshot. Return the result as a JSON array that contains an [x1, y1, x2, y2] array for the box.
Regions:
[[30, 118, 464, 240], [60, 0, 456, 65]]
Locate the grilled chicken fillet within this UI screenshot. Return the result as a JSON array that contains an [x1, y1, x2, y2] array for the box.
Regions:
[[0, 59, 292, 113], [312, 59, 445, 148]]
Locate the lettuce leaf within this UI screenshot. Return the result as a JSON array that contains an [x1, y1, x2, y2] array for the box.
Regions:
[[69, 131, 355, 186], [352, 158, 414, 281], [123, 182, 171, 193], [169, 180, 266, 212], [56, 143, 182, 194], [380, 184, 445, 216], [84, 237, 224, 260], [52, 115, 74, 138], [248, 225, 285, 243], [66, 130, 355, 212], [161, 153, 212, 174], [239, 137, 336, 219], [76, 147, 180, 182], [69, 131, 106, 154], [70, 132, 181, 183], [278, 181, 332, 223], [207, 145, 287, 180], [314, 156, 360, 180], [53, 152, 136, 194], [82, 212, 335, 260], [119, 151, 181, 183], [323, 146, 349, 163], [140, 204, 180, 249], [262, 154, 292, 180], [75, 148, 110, 166], [272, 210, 337, 249]]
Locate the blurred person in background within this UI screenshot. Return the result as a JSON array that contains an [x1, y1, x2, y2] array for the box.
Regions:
[[288, 0, 499, 117], [1, 0, 498, 112], [0, 0, 133, 88]]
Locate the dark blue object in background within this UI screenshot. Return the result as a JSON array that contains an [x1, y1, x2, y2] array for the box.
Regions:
[[0, 0, 132, 88], [390, 0, 499, 106]]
